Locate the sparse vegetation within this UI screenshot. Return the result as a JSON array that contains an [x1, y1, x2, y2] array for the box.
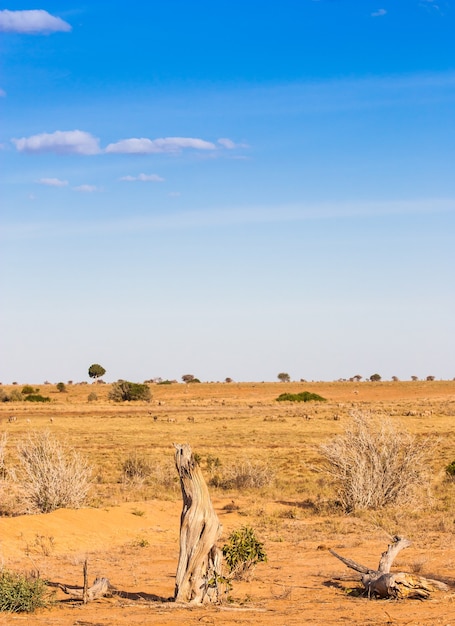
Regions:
[[56, 382, 66, 393], [210, 459, 274, 490], [277, 372, 291, 383], [319, 412, 433, 511], [222, 526, 267, 580]]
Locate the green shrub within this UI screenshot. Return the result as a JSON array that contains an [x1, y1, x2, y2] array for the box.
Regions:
[[24, 395, 51, 403], [108, 380, 152, 402], [445, 460, 455, 478], [56, 382, 66, 393], [222, 526, 267, 580], [21, 386, 38, 396], [0, 570, 52, 613], [276, 391, 326, 402], [87, 392, 98, 402]]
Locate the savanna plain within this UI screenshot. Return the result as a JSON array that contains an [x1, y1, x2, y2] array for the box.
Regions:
[[0, 380, 454, 625]]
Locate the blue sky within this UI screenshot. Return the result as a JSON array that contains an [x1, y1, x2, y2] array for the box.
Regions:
[[1, 1, 454, 384]]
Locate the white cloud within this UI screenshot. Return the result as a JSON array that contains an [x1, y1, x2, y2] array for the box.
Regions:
[[105, 137, 216, 154], [37, 178, 68, 187], [371, 8, 387, 16], [73, 184, 99, 193], [217, 138, 236, 149], [120, 173, 165, 182], [0, 9, 71, 34], [0, 88, 6, 97], [12, 130, 101, 155], [218, 137, 249, 149]]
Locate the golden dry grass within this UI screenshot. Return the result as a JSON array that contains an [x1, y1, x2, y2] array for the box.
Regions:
[[0, 380, 454, 624]]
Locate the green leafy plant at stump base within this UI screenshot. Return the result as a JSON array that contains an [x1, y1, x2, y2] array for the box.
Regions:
[[222, 526, 267, 580]]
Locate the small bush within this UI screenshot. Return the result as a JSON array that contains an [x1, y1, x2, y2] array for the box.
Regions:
[[121, 453, 151, 483], [17, 432, 92, 513], [210, 459, 274, 490], [24, 395, 51, 403], [276, 391, 326, 402], [9, 390, 24, 402], [445, 460, 455, 479], [319, 412, 433, 511], [21, 386, 38, 396], [108, 380, 152, 402], [56, 382, 66, 393], [0, 570, 52, 612], [87, 392, 98, 402], [222, 526, 267, 580], [0, 433, 7, 479]]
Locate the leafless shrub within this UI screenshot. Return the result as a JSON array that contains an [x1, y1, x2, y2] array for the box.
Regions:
[[17, 431, 92, 513], [121, 453, 151, 485], [319, 412, 433, 512], [0, 433, 7, 479], [210, 459, 274, 490], [121, 454, 176, 492]]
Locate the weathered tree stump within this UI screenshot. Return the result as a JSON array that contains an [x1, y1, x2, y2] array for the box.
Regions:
[[330, 536, 448, 599], [174, 443, 223, 604]]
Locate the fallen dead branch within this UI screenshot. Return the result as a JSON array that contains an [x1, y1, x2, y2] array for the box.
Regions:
[[330, 536, 449, 599]]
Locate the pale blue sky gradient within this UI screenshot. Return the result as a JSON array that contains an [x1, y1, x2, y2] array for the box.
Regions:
[[1, 1, 454, 383]]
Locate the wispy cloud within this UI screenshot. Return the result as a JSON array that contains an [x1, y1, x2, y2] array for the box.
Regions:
[[217, 138, 249, 149], [12, 131, 245, 157], [37, 177, 68, 187], [12, 130, 101, 155], [73, 184, 99, 193], [105, 137, 216, 154], [0, 88, 6, 97], [0, 9, 71, 34], [120, 173, 165, 182], [371, 8, 387, 17]]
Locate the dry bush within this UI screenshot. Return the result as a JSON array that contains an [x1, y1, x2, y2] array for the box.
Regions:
[[210, 459, 274, 490], [0, 432, 7, 478], [17, 431, 92, 513], [121, 453, 176, 493], [121, 453, 151, 484], [319, 412, 433, 512]]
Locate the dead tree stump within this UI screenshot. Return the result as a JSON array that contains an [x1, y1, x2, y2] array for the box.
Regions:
[[330, 536, 448, 599], [174, 443, 223, 604]]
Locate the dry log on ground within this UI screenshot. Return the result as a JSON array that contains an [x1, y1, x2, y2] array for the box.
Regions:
[[47, 577, 113, 601], [174, 443, 223, 604], [330, 536, 448, 599]]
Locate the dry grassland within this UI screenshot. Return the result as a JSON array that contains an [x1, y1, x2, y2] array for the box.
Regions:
[[0, 380, 454, 625]]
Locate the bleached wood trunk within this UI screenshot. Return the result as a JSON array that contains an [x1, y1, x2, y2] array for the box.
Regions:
[[174, 443, 223, 604], [330, 536, 448, 599]]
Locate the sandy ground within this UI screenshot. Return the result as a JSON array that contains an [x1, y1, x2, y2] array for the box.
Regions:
[[0, 498, 454, 626]]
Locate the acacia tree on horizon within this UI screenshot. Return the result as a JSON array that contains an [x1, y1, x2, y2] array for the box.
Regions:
[[277, 372, 291, 383], [88, 363, 106, 381]]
